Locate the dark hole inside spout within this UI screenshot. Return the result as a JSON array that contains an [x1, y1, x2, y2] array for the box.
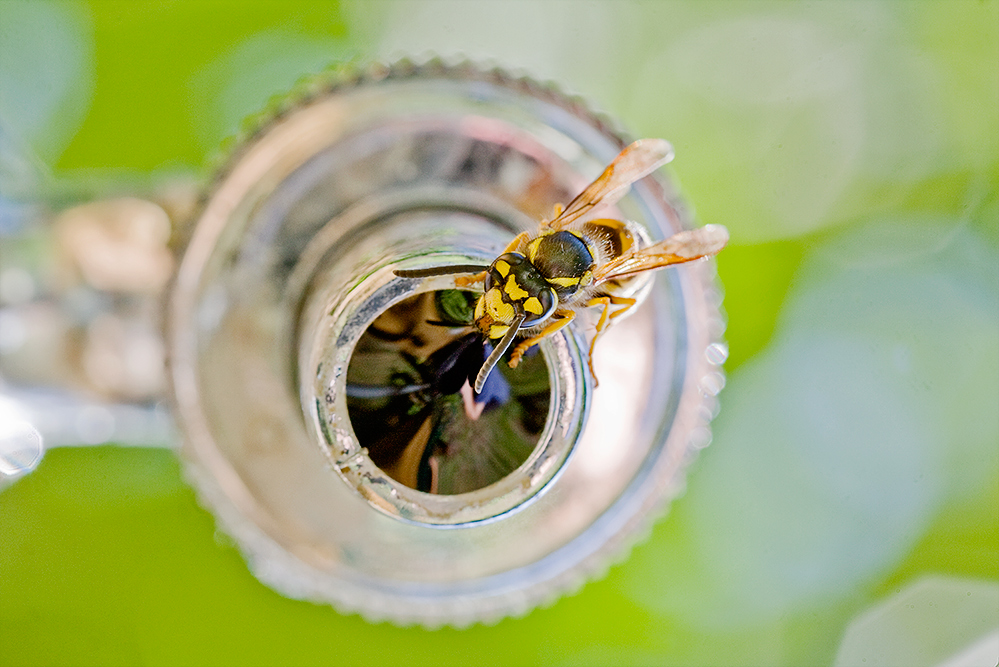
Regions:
[[345, 290, 551, 495]]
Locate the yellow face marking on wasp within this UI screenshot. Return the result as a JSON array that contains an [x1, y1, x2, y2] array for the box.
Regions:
[[484, 287, 516, 322], [488, 324, 510, 339], [548, 276, 581, 288], [527, 238, 542, 262], [504, 274, 529, 300], [523, 296, 544, 315], [494, 259, 511, 277]]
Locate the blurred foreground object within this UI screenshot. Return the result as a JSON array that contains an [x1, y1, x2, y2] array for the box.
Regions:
[[834, 577, 999, 667]]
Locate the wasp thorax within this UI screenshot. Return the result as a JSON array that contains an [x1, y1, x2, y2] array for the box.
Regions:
[[527, 231, 596, 299]]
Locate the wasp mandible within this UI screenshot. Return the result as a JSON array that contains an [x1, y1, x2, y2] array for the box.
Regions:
[[395, 139, 729, 393]]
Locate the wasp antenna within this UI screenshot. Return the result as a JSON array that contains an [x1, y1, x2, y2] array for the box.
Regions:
[[474, 314, 525, 394], [394, 264, 491, 279]]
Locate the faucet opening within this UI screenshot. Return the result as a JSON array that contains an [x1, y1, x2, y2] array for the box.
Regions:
[[345, 289, 550, 495]]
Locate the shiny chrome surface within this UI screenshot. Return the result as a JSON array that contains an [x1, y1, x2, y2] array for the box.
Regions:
[[166, 61, 725, 625], [4, 61, 725, 626]]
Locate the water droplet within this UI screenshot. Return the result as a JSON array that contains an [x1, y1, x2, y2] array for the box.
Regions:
[[706, 342, 729, 365], [0, 419, 44, 475]]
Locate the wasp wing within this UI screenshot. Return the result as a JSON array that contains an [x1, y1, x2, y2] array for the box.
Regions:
[[592, 224, 729, 284], [545, 138, 674, 231]]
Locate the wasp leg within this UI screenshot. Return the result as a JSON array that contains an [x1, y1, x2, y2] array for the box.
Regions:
[[454, 270, 488, 287], [502, 231, 531, 254], [585, 295, 637, 385], [508, 309, 576, 368], [541, 203, 565, 230]]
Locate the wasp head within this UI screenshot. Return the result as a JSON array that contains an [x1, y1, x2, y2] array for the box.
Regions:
[[473, 252, 558, 340]]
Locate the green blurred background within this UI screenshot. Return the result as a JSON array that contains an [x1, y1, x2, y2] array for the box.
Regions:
[[1, 1, 996, 665]]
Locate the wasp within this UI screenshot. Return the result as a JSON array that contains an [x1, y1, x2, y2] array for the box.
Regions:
[[395, 138, 729, 393]]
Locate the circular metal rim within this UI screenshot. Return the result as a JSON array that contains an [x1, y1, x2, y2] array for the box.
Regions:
[[165, 57, 727, 627]]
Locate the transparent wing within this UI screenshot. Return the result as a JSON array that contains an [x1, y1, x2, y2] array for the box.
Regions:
[[545, 138, 674, 231], [592, 225, 729, 284]]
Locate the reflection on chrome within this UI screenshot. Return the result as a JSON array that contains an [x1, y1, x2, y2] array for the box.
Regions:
[[0, 409, 43, 477], [346, 290, 548, 494], [5, 60, 726, 626]]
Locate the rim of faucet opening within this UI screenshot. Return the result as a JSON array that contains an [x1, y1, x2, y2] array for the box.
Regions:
[[166, 57, 726, 628]]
